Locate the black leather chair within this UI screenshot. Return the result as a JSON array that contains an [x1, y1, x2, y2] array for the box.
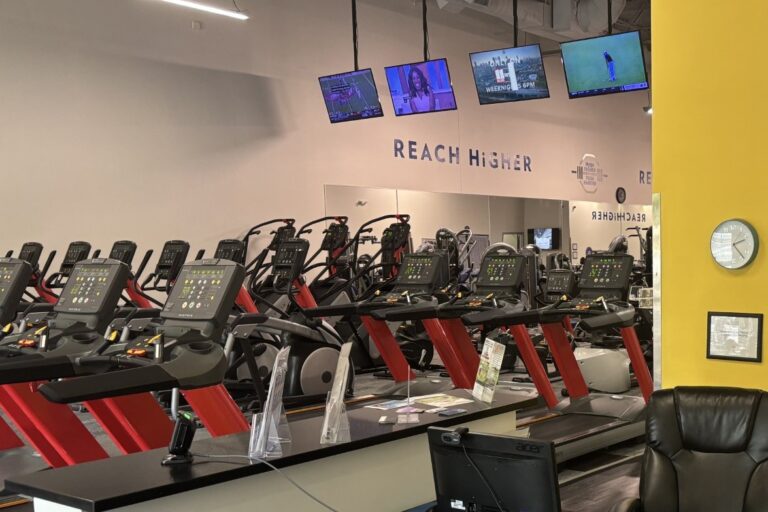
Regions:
[[612, 386, 768, 511]]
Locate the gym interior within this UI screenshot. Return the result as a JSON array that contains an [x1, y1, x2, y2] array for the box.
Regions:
[[0, 1, 761, 511]]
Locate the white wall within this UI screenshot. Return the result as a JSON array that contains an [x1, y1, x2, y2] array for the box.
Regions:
[[0, 0, 651, 265]]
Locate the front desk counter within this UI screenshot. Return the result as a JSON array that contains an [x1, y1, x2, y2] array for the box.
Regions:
[[8, 388, 539, 512]]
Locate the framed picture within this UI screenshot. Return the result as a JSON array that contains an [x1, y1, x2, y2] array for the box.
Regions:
[[707, 312, 763, 362]]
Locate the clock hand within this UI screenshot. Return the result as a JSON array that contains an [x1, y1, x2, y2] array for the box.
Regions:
[[734, 245, 745, 259], [733, 239, 746, 246]]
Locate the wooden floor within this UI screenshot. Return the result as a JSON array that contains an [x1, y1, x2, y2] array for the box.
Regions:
[[560, 460, 640, 511]]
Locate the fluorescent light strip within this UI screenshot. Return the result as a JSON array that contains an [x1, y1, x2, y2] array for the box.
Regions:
[[162, 0, 249, 20]]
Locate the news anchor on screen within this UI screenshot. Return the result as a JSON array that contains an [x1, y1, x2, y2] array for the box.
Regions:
[[408, 66, 435, 113]]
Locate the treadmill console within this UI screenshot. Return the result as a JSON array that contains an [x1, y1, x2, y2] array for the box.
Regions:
[[268, 225, 297, 251], [109, 241, 137, 267], [476, 254, 525, 291], [59, 242, 92, 277], [54, 260, 130, 315], [155, 241, 190, 281], [394, 253, 448, 293], [214, 239, 247, 265], [18, 242, 43, 270], [272, 239, 309, 288], [544, 269, 577, 299], [161, 260, 245, 325], [578, 254, 633, 300], [0, 259, 33, 323]]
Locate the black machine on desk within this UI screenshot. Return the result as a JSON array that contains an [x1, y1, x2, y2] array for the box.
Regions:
[[38, 259, 245, 404]]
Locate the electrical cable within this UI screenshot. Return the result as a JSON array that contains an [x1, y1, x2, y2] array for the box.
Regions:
[[351, 0, 359, 71], [461, 444, 506, 512], [232, 0, 241, 13], [191, 453, 340, 511], [607, 0, 613, 35], [513, 0, 519, 47], [422, 0, 429, 61]]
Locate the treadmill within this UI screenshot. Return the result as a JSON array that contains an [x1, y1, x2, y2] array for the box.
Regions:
[[0, 258, 176, 464], [462, 253, 653, 462], [372, 243, 536, 391], [38, 258, 246, 405]]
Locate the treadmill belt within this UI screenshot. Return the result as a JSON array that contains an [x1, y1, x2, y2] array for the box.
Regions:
[[527, 414, 625, 443]]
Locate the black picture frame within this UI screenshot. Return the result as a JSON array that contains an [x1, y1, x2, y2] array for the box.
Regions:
[[707, 312, 763, 362]]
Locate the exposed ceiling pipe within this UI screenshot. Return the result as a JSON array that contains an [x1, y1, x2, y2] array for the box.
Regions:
[[435, 0, 627, 42]]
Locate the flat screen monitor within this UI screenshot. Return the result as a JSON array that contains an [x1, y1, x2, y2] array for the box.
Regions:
[[318, 68, 384, 124], [384, 58, 457, 116], [560, 31, 649, 98], [428, 427, 561, 512], [527, 228, 561, 250], [469, 44, 550, 104]]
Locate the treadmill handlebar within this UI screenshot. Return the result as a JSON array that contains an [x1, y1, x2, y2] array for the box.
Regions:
[[578, 304, 635, 331], [0, 354, 77, 385], [302, 303, 360, 318], [40, 365, 179, 404], [370, 302, 438, 321]]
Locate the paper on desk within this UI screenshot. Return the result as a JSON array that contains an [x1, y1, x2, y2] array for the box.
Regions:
[[365, 399, 410, 411], [411, 393, 474, 408]]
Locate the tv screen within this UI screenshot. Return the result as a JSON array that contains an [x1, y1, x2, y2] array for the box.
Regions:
[[527, 228, 561, 250], [560, 31, 648, 98], [469, 44, 550, 105], [384, 58, 457, 116], [318, 68, 384, 124]]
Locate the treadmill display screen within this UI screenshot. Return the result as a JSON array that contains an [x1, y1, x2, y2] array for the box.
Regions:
[[579, 255, 633, 289], [163, 265, 235, 321], [546, 270, 575, 295], [55, 263, 124, 314], [0, 261, 31, 308], [399, 254, 440, 286], [478, 255, 524, 287]]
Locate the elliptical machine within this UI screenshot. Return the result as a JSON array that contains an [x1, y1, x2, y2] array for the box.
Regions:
[[225, 237, 349, 403]]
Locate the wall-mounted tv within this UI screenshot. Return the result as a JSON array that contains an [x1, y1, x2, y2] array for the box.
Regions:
[[560, 31, 648, 99], [527, 228, 561, 250], [469, 44, 550, 105], [318, 68, 384, 124], [384, 58, 457, 116]]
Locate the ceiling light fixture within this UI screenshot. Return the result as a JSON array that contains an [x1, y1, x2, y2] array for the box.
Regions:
[[161, 0, 249, 20], [643, 106, 653, 115]]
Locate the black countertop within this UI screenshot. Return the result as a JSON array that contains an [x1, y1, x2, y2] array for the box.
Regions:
[[6, 388, 537, 512]]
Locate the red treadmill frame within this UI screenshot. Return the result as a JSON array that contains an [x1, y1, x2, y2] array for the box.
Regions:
[[421, 318, 478, 389]]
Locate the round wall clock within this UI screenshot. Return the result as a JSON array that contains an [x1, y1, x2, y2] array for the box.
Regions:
[[710, 219, 759, 269], [616, 187, 627, 204]]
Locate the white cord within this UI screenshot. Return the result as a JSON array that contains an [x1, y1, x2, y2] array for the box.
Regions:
[[191, 453, 339, 512]]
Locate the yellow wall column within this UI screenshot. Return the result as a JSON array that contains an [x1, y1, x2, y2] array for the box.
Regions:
[[654, 1, 768, 387]]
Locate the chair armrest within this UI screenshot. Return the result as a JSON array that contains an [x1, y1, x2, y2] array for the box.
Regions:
[[610, 498, 641, 512]]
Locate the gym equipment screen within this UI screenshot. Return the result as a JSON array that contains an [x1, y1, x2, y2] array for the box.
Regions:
[[318, 69, 384, 124], [560, 31, 648, 98], [384, 58, 457, 116], [469, 44, 550, 104]]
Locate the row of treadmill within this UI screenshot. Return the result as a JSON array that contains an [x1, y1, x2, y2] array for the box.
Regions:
[[0, 214, 653, 469]]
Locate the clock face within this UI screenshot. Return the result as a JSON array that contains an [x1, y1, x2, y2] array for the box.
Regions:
[[711, 219, 759, 269]]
